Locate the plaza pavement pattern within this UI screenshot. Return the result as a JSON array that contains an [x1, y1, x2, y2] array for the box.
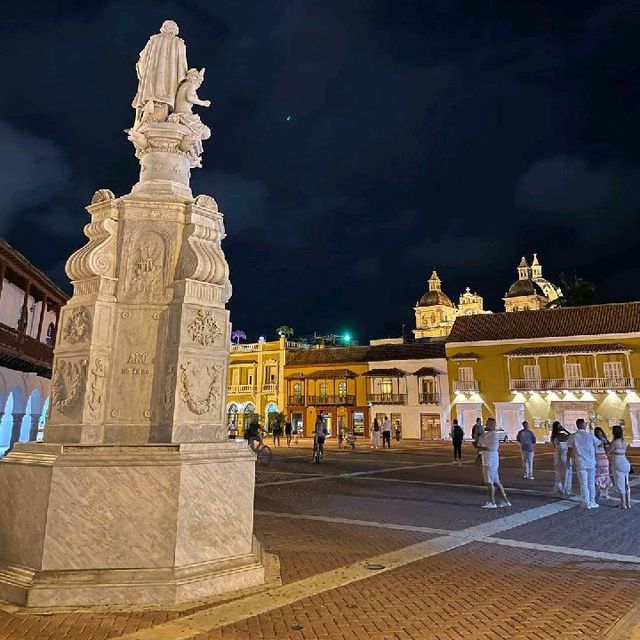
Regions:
[[1, 441, 640, 640]]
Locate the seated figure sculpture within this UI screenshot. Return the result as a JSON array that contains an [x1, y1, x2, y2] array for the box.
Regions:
[[169, 68, 212, 167]]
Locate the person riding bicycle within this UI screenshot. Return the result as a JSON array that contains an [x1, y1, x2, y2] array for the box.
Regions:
[[244, 418, 263, 451], [312, 415, 327, 461]]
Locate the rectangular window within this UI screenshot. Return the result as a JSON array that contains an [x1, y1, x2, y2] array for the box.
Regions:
[[523, 365, 540, 380], [352, 411, 365, 436], [604, 361, 623, 380], [458, 367, 474, 381], [564, 363, 582, 379]]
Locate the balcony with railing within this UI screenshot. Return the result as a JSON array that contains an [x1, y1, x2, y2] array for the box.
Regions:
[[262, 383, 278, 393], [227, 384, 256, 394], [367, 393, 407, 404], [230, 342, 259, 352], [510, 377, 635, 391], [418, 392, 440, 404], [288, 395, 305, 405], [453, 380, 480, 393], [307, 394, 356, 406]]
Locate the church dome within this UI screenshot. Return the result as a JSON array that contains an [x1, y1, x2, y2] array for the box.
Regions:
[[418, 290, 454, 307], [505, 278, 546, 299]]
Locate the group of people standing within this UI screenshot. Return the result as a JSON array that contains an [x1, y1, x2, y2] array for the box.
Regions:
[[450, 417, 633, 510], [370, 416, 402, 449]]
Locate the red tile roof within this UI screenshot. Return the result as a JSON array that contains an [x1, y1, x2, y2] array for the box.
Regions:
[[505, 343, 630, 356], [447, 302, 640, 344], [286, 341, 446, 367]]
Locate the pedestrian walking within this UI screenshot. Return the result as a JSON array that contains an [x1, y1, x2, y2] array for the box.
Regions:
[[471, 417, 484, 464], [607, 424, 632, 509], [394, 420, 402, 442], [285, 419, 292, 447], [272, 420, 282, 447], [567, 418, 601, 509], [550, 421, 572, 496], [228, 420, 237, 440], [450, 419, 464, 464], [371, 418, 381, 449], [382, 415, 392, 449], [477, 417, 510, 509], [594, 427, 612, 499], [516, 421, 537, 479], [337, 417, 346, 449]]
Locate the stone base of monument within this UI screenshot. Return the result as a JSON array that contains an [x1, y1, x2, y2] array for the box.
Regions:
[[0, 441, 266, 607]]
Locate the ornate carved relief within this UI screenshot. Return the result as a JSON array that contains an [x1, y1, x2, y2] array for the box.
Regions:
[[187, 310, 221, 346], [88, 357, 107, 418], [62, 306, 92, 344], [164, 363, 176, 417], [51, 359, 88, 415], [179, 361, 220, 415], [126, 231, 167, 301], [66, 218, 118, 281]]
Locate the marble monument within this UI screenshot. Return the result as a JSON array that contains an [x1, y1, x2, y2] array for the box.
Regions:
[[0, 21, 266, 607]]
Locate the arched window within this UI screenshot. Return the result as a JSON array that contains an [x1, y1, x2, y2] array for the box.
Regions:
[[293, 382, 302, 398]]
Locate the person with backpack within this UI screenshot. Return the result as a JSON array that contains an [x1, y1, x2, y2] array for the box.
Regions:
[[450, 419, 464, 464]]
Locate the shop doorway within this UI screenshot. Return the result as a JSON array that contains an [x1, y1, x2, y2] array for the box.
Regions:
[[420, 413, 441, 440]]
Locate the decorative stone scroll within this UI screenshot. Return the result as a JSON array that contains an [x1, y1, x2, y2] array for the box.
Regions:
[[66, 218, 118, 282], [179, 361, 220, 415]]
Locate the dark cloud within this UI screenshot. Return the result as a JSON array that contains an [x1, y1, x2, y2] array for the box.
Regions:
[[2, 0, 640, 340]]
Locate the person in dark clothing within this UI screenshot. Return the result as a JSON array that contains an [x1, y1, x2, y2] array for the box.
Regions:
[[284, 420, 293, 447], [450, 419, 464, 464]]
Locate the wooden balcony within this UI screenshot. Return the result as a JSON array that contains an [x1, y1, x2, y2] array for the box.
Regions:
[[307, 395, 356, 406], [510, 377, 635, 392], [419, 392, 440, 404], [453, 380, 479, 393], [288, 395, 305, 406], [0, 322, 55, 377], [367, 393, 407, 404]]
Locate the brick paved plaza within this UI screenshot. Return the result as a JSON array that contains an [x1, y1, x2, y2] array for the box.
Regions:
[[1, 440, 640, 640]]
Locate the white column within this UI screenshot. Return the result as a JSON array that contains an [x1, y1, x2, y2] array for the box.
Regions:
[[627, 402, 640, 447]]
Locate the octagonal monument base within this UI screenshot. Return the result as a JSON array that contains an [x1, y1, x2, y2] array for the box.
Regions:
[[0, 441, 265, 608]]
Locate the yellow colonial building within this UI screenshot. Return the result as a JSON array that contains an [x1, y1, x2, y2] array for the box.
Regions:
[[445, 302, 640, 446], [226, 336, 309, 432]]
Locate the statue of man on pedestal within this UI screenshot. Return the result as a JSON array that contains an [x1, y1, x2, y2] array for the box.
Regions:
[[131, 20, 188, 128]]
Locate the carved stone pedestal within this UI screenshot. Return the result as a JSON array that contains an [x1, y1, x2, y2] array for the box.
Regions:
[[0, 21, 269, 609], [0, 442, 264, 607]]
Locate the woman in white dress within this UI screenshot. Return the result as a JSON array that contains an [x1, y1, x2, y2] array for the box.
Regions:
[[370, 418, 381, 449], [607, 424, 631, 509], [550, 421, 572, 496]]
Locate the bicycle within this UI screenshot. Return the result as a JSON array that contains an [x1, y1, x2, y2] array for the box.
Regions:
[[312, 435, 325, 464], [249, 430, 272, 465]]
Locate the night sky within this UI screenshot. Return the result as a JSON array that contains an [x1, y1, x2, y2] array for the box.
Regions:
[[2, 1, 639, 342]]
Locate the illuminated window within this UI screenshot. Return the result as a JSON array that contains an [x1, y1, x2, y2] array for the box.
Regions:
[[338, 381, 347, 397], [381, 378, 393, 394]]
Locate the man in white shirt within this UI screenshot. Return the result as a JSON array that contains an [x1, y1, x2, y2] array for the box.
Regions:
[[382, 416, 392, 449], [567, 418, 601, 509], [477, 418, 510, 509]]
